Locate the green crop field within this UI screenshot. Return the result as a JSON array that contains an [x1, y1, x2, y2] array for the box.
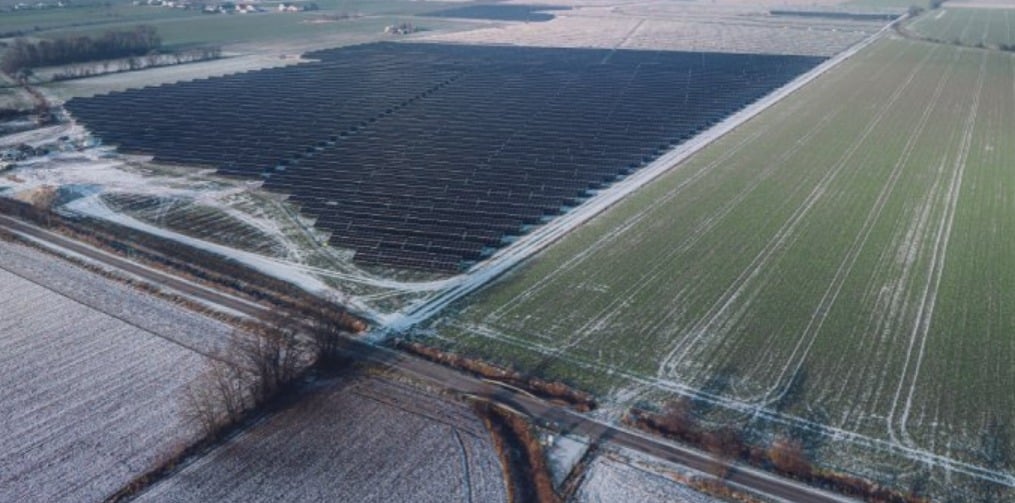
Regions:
[[910, 7, 1015, 48], [426, 38, 1015, 495], [845, 0, 926, 9], [3, 1, 472, 49]]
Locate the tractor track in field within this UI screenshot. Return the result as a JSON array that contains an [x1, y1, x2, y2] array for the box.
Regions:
[[545, 99, 835, 358], [656, 40, 935, 380], [757, 43, 954, 410], [484, 122, 773, 323], [889, 49, 988, 448]]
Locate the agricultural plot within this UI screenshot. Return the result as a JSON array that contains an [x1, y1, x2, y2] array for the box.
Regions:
[[418, 2, 892, 56], [65, 42, 822, 272], [0, 240, 233, 502], [135, 378, 506, 502], [427, 38, 1015, 495], [909, 7, 1015, 48], [9, 0, 472, 48]]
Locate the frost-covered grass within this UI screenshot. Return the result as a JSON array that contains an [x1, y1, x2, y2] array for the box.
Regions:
[[136, 378, 506, 503], [909, 7, 1015, 48], [0, 240, 234, 503], [429, 39, 1015, 494]]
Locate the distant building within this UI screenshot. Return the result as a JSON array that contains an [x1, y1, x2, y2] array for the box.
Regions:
[[278, 2, 317, 12], [384, 22, 417, 35]]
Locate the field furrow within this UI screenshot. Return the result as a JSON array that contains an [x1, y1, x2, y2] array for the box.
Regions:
[[0, 241, 233, 502]]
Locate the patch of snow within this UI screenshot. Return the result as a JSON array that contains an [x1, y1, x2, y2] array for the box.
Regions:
[[544, 433, 590, 487], [575, 449, 721, 503]]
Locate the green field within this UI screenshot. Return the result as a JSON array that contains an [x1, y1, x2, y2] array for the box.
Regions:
[[426, 38, 1015, 494], [3, 1, 472, 49], [844, 0, 927, 9], [910, 7, 1015, 47]]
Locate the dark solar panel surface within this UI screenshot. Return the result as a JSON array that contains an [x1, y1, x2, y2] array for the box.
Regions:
[[66, 43, 824, 272]]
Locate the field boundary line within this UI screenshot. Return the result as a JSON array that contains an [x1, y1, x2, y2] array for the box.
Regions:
[[453, 430, 475, 503], [0, 213, 265, 314]]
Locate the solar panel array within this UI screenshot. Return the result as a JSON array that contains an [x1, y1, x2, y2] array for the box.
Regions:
[[66, 43, 824, 272]]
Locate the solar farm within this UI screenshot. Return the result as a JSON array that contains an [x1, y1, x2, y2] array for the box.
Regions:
[[65, 43, 823, 272], [10, 0, 1015, 499]]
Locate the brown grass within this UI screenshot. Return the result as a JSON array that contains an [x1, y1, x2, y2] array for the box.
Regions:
[[624, 406, 932, 503], [401, 341, 596, 412], [473, 401, 561, 503]]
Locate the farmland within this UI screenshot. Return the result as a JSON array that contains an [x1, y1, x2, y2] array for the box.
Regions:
[[135, 377, 506, 502], [0, 240, 233, 502], [1, 0, 474, 47], [426, 37, 1015, 495], [909, 6, 1015, 48], [417, 1, 892, 56]]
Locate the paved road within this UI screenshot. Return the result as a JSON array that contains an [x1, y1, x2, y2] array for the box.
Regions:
[[366, 347, 857, 503], [0, 214, 269, 317], [0, 214, 855, 503]]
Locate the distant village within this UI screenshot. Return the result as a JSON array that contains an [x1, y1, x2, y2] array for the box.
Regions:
[[2, 0, 319, 13], [2, 0, 73, 12], [130, 0, 319, 14]]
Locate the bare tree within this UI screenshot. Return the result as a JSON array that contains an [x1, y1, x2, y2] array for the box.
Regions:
[[304, 312, 349, 368], [235, 321, 302, 403], [768, 436, 812, 479], [180, 355, 249, 436], [180, 318, 305, 436]]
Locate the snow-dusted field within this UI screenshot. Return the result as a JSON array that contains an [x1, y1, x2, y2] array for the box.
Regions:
[[417, 1, 888, 56], [136, 378, 506, 502], [0, 240, 234, 502], [574, 449, 720, 503]]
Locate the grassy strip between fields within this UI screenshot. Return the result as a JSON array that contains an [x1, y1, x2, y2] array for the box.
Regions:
[[398, 339, 597, 412], [625, 404, 930, 503]]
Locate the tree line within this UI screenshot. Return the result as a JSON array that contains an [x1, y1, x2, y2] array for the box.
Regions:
[[48, 46, 222, 82], [1, 25, 162, 75]]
